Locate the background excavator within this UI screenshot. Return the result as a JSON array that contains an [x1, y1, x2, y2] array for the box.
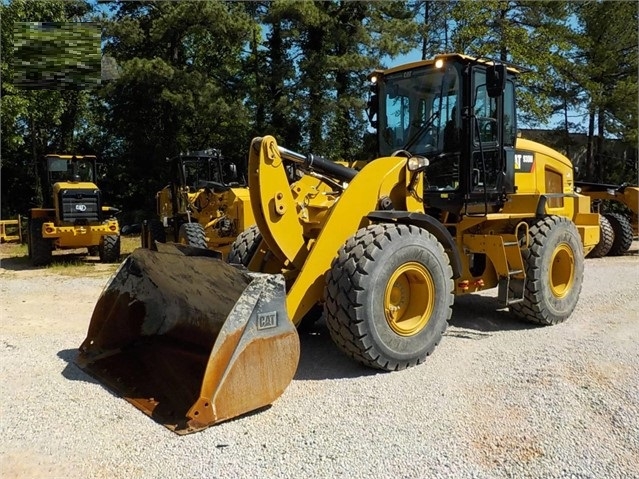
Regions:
[[76, 53, 599, 434], [140, 148, 254, 258]]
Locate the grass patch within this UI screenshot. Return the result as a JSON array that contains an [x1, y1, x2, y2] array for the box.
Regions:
[[0, 234, 142, 276]]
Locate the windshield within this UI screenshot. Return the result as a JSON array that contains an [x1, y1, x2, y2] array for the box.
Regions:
[[378, 64, 461, 158], [47, 157, 95, 183], [182, 159, 220, 189]]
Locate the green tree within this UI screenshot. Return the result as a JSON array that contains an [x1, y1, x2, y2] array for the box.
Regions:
[[1, 0, 93, 215], [571, 1, 638, 183], [449, 1, 573, 126], [99, 1, 255, 213]]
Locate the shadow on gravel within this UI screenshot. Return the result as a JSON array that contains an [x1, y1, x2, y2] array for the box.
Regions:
[[57, 348, 102, 386], [54, 295, 539, 389], [447, 294, 541, 339], [0, 253, 100, 271], [0, 255, 32, 271], [294, 320, 378, 382]]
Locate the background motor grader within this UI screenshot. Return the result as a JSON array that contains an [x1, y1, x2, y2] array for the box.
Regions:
[[141, 148, 254, 258], [28, 154, 120, 266], [76, 53, 599, 434], [574, 181, 638, 258]]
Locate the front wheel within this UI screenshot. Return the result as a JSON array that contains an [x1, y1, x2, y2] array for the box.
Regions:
[[29, 218, 52, 266], [143, 219, 167, 250], [227, 225, 262, 267], [99, 235, 121, 263], [510, 216, 584, 325], [178, 222, 208, 249], [324, 223, 454, 371]]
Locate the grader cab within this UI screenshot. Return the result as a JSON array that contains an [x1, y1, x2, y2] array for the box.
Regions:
[[77, 54, 599, 434]]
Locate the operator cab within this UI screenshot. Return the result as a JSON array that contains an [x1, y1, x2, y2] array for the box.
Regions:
[[176, 149, 241, 192], [46, 155, 97, 184], [369, 53, 518, 216]]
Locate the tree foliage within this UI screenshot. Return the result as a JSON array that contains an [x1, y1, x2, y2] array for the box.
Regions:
[[1, 0, 637, 219]]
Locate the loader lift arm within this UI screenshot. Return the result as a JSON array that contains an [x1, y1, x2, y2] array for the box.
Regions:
[[247, 136, 428, 326]]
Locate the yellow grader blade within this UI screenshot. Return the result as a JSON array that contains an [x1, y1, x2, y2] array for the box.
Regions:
[[76, 244, 299, 434]]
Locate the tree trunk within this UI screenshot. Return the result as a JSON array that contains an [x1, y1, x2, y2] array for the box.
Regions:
[[421, 1, 429, 60], [595, 107, 605, 182], [586, 110, 595, 179]]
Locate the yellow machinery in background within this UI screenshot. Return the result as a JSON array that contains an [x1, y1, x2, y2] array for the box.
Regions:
[[141, 148, 254, 259], [575, 181, 638, 257], [77, 53, 599, 434], [0, 216, 23, 243], [28, 154, 120, 266]]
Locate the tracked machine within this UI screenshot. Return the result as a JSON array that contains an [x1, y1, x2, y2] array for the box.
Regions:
[[76, 54, 599, 434]]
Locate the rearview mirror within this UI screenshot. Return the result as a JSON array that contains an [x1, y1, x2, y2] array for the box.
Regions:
[[367, 94, 379, 128], [486, 64, 506, 98]]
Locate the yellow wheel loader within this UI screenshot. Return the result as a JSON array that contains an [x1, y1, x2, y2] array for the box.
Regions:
[[28, 154, 120, 266], [575, 181, 638, 257], [76, 53, 599, 434], [141, 148, 254, 258]]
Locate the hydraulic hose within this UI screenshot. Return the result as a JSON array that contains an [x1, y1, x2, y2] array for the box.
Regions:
[[278, 146, 358, 183]]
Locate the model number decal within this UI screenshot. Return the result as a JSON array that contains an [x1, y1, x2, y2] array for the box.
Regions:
[[514, 153, 533, 170]]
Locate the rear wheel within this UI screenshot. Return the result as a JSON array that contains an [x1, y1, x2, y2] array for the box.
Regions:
[[99, 235, 121, 263], [29, 217, 52, 266], [324, 223, 454, 371], [178, 222, 207, 249], [605, 213, 632, 256], [510, 216, 584, 325], [227, 225, 262, 266], [587, 214, 614, 258]]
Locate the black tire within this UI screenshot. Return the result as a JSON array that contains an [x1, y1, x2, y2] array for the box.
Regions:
[[605, 213, 633, 256], [29, 218, 52, 266], [510, 216, 584, 325], [324, 223, 454, 371], [142, 219, 167, 250], [587, 214, 614, 258], [178, 222, 208, 249], [227, 225, 262, 266], [99, 235, 121, 263]]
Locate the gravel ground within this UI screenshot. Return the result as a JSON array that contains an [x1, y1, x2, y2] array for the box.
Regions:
[[1, 243, 638, 479]]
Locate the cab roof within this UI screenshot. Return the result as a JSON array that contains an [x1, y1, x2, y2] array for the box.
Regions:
[[44, 154, 97, 160], [379, 53, 521, 77]]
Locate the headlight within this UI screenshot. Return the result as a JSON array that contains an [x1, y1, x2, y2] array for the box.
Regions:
[[407, 156, 429, 171]]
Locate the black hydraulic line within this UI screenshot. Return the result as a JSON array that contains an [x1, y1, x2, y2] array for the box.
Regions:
[[278, 146, 358, 183]]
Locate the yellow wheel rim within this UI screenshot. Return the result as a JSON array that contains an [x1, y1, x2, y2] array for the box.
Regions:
[[549, 243, 575, 298], [384, 262, 434, 336]]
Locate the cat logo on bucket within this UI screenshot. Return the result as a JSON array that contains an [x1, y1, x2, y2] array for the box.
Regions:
[[257, 311, 278, 330]]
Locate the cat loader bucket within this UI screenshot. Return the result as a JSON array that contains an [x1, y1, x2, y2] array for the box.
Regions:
[[76, 243, 299, 434]]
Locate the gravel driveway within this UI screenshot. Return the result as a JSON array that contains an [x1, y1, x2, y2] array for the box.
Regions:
[[1, 244, 638, 479]]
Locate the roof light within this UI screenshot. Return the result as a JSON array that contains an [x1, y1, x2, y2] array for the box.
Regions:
[[434, 58, 444, 69]]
